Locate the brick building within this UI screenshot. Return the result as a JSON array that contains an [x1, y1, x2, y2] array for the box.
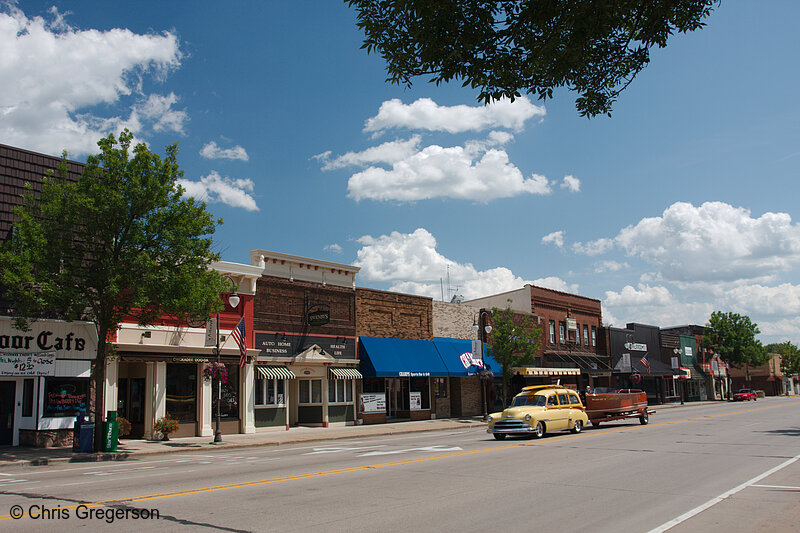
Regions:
[[249, 250, 361, 429], [464, 284, 610, 393]]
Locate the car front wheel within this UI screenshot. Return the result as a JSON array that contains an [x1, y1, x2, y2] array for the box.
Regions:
[[532, 421, 545, 439], [493, 433, 506, 440]]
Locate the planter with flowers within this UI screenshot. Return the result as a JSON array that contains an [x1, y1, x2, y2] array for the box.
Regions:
[[154, 414, 179, 441], [117, 416, 132, 439]]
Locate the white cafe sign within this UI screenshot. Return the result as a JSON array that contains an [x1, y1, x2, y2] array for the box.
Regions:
[[0, 318, 97, 361]]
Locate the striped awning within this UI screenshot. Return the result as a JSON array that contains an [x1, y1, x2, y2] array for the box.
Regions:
[[516, 367, 581, 377], [256, 366, 295, 379], [329, 367, 363, 380]]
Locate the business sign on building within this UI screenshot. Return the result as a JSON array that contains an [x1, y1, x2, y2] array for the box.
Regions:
[[0, 352, 56, 376], [360, 393, 386, 413], [255, 332, 356, 359], [0, 318, 97, 360]]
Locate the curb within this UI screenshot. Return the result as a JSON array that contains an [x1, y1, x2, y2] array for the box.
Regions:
[[0, 419, 485, 469]]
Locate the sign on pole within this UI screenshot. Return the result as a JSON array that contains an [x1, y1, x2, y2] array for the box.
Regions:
[[205, 318, 217, 347]]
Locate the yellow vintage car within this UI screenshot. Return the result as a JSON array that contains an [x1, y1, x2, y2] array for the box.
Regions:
[[487, 384, 589, 440]]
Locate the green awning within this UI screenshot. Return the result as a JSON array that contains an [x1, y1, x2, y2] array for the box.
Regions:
[[329, 367, 363, 380], [257, 366, 295, 379]]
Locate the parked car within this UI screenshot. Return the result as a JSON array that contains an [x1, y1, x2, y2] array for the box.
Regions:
[[486, 384, 589, 440], [733, 388, 757, 401]]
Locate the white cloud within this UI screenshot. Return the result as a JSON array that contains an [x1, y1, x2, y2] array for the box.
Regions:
[[615, 202, 800, 282], [346, 143, 551, 202], [594, 260, 629, 273], [0, 5, 183, 155], [177, 171, 259, 211], [541, 231, 565, 248], [719, 283, 800, 317], [200, 141, 249, 161], [324, 243, 343, 254], [354, 228, 573, 300], [315, 136, 422, 170], [604, 284, 675, 307], [572, 238, 615, 256], [364, 97, 545, 135], [560, 175, 581, 192]]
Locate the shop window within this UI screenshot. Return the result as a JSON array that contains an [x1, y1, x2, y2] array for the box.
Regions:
[[409, 377, 430, 410], [328, 380, 352, 404], [362, 378, 384, 393], [42, 378, 89, 417], [211, 364, 240, 419], [167, 363, 198, 422], [255, 377, 285, 406], [433, 377, 447, 399], [559, 322, 566, 344], [549, 321, 556, 344], [584, 325, 589, 347], [22, 379, 34, 417], [299, 379, 323, 405]]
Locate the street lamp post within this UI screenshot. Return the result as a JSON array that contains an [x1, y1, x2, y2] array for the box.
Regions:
[[213, 287, 240, 445], [472, 310, 492, 420], [674, 348, 684, 405]]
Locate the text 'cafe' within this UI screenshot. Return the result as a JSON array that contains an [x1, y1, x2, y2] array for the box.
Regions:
[[0, 317, 97, 446]]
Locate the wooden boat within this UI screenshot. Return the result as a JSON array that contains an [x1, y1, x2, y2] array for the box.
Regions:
[[584, 388, 652, 426]]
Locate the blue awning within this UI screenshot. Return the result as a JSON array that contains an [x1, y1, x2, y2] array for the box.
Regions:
[[433, 337, 501, 377], [359, 337, 449, 377]]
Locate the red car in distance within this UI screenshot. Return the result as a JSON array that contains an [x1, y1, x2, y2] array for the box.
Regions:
[[733, 389, 757, 401]]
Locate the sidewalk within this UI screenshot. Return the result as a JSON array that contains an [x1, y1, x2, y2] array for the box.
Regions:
[[0, 399, 726, 468]]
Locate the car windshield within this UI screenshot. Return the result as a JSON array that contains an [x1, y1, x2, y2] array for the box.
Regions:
[[737, 389, 751, 393], [511, 394, 547, 407]]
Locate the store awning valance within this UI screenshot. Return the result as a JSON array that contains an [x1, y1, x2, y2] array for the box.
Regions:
[[256, 366, 295, 379], [432, 337, 500, 377], [359, 337, 449, 378], [329, 367, 363, 379], [515, 367, 581, 377]]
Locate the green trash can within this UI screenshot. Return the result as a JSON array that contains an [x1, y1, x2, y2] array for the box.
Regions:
[[102, 410, 119, 452]]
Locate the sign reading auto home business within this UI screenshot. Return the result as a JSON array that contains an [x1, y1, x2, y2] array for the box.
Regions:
[[255, 332, 356, 359]]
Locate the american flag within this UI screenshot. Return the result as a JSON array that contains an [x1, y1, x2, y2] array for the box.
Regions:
[[640, 352, 651, 373], [231, 317, 247, 367]]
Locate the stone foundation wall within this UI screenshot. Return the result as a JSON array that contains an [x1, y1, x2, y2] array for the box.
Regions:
[[18, 429, 72, 448]]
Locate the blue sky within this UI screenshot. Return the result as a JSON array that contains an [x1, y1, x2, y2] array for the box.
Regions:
[[3, 1, 800, 343]]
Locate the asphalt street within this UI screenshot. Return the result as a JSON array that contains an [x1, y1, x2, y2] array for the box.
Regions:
[[0, 397, 798, 532]]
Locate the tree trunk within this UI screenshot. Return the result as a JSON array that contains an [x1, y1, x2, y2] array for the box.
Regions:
[[92, 326, 108, 453]]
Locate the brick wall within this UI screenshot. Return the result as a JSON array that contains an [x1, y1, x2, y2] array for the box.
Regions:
[[432, 301, 480, 339], [253, 275, 356, 337], [356, 288, 432, 340]]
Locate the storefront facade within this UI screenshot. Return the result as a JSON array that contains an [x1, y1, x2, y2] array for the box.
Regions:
[[107, 261, 262, 440], [607, 323, 684, 404], [0, 318, 97, 447], [251, 250, 362, 429]]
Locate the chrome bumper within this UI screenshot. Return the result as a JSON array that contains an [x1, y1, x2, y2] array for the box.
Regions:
[[486, 420, 535, 434]]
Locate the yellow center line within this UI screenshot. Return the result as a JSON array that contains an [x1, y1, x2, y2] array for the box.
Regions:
[[2, 401, 796, 520]]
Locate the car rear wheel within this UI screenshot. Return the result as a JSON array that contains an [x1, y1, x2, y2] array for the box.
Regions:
[[532, 421, 545, 439], [493, 433, 506, 440], [570, 420, 583, 434], [639, 411, 649, 425], [591, 420, 601, 427]]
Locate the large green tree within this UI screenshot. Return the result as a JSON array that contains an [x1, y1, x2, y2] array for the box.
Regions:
[[348, 0, 719, 117], [702, 312, 769, 380], [765, 341, 800, 377], [485, 306, 542, 406], [0, 130, 231, 450]]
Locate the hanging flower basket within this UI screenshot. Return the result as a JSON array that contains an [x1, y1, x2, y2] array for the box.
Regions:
[[202, 362, 228, 384], [478, 369, 495, 382]]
